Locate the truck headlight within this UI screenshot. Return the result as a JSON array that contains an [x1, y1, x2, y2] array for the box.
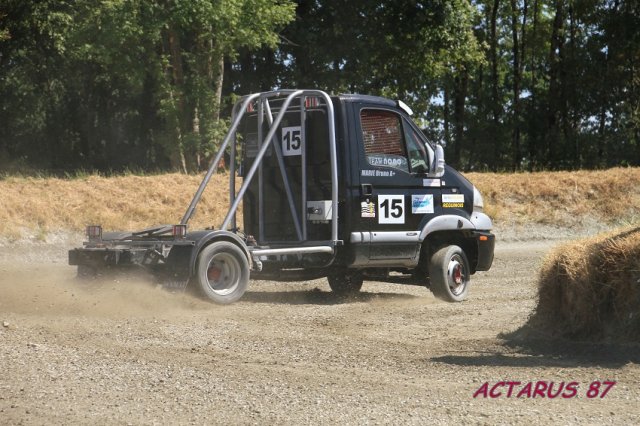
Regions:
[[473, 186, 484, 213]]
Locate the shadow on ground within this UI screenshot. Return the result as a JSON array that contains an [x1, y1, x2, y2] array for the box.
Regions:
[[241, 288, 419, 305], [431, 324, 640, 369]]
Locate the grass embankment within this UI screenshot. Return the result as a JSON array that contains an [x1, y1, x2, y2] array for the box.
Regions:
[[3, 167, 639, 342], [467, 167, 640, 228], [531, 226, 640, 342], [0, 167, 639, 240], [0, 173, 240, 241]]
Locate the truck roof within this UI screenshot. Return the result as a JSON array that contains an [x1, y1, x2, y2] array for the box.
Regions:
[[336, 93, 397, 108]]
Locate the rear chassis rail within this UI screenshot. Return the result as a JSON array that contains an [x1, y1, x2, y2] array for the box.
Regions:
[[69, 240, 194, 272]]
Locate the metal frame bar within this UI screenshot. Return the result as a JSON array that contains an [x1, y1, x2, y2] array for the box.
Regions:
[[229, 118, 237, 231], [251, 246, 334, 256], [181, 93, 261, 225], [300, 96, 307, 240], [181, 89, 340, 253], [258, 96, 265, 242], [318, 90, 339, 244]]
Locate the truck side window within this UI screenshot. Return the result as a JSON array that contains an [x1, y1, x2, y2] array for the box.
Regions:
[[360, 110, 409, 172], [403, 120, 430, 174]]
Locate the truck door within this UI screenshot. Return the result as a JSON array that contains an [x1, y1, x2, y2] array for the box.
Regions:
[[351, 105, 441, 266]]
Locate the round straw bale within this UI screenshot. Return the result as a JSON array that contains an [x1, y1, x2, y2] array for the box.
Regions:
[[532, 226, 640, 341]]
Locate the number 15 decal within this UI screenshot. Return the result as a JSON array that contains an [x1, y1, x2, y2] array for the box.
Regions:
[[378, 195, 405, 224]]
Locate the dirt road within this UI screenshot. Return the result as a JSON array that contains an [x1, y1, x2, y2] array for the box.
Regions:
[[1, 240, 638, 425]]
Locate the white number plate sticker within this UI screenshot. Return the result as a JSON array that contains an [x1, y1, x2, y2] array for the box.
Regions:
[[282, 126, 302, 156], [378, 195, 405, 224]]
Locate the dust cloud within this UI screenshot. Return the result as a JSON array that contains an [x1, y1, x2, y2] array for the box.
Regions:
[[0, 263, 215, 320]]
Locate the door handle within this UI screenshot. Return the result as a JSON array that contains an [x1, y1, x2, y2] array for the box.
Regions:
[[361, 184, 373, 196]]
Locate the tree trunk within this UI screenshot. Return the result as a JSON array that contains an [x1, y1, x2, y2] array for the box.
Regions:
[[214, 55, 224, 123], [567, 3, 579, 168], [466, 65, 483, 171], [453, 65, 469, 169], [528, 0, 539, 170], [193, 105, 201, 169], [509, 0, 522, 170], [490, 0, 501, 170], [213, 54, 225, 170], [546, 1, 564, 169], [598, 105, 606, 163], [520, 0, 528, 169], [633, 52, 640, 166], [443, 85, 451, 149], [164, 28, 187, 173]]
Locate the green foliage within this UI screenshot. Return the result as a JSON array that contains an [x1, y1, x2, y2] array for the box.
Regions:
[[438, 0, 640, 170], [0, 0, 295, 172], [0, 0, 638, 172], [0, 11, 10, 41]]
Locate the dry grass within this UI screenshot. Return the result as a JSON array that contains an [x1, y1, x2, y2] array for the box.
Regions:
[[531, 225, 640, 341], [467, 167, 640, 227], [0, 167, 639, 240], [0, 173, 241, 240]]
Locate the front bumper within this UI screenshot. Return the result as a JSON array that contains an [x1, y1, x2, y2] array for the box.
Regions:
[[473, 230, 495, 271]]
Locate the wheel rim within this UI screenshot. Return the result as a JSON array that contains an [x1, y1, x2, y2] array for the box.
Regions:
[[446, 254, 468, 296], [206, 252, 241, 296]]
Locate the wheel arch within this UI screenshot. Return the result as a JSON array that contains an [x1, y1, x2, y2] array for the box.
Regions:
[[187, 230, 252, 276], [418, 214, 475, 241], [420, 230, 479, 275]]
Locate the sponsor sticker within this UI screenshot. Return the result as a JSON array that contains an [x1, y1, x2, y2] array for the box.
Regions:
[[361, 169, 396, 177], [411, 194, 434, 214], [367, 154, 407, 169], [361, 200, 375, 218], [442, 193, 464, 208], [423, 179, 441, 187]]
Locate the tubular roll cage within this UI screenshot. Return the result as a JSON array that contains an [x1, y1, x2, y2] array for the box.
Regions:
[[181, 90, 341, 257]]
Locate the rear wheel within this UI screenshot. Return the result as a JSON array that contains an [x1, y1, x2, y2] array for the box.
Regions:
[[327, 271, 363, 296], [195, 241, 250, 304], [76, 265, 100, 280], [428, 245, 470, 302]]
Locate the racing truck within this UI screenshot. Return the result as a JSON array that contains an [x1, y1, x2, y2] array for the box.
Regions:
[[69, 89, 495, 304]]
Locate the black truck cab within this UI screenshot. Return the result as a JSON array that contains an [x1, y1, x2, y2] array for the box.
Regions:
[[69, 90, 494, 304]]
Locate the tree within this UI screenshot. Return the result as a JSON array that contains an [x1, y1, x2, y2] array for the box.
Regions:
[[156, 0, 295, 171], [0, 0, 295, 172], [2, 0, 639, 173]]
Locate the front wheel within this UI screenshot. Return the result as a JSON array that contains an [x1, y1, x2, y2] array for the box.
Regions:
[[428, 245, 470, 302], [195, 241, 250, 304]]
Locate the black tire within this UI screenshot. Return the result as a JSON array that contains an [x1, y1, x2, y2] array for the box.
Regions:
[[428, 245, 470, 302], [76, 265, 98, 280], [195, 241, 250, 304], [327, 271, 363, 296]]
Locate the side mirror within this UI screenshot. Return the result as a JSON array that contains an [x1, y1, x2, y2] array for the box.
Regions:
[[428, 145, 445, 178]]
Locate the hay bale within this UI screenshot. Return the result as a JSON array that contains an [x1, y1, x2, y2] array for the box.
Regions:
[[532, 226, 640, 341]]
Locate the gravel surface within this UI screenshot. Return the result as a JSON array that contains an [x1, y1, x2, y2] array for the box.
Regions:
[[1, 237, 639, 425]]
